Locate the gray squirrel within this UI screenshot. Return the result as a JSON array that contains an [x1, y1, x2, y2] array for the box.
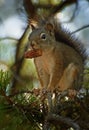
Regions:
[[24, 18, 87, 93]]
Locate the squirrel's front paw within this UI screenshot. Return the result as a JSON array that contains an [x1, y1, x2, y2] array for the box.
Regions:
[[47, 86, 55, 93], [68, 89, 78, 99], [40, 87, 47, 96], [39, 88, 48, 101], [33, 88, 40, 96]]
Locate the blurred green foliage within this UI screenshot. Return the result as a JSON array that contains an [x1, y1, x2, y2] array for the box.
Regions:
[[0, 70, 42, 130], [0, 67, 89, 130]]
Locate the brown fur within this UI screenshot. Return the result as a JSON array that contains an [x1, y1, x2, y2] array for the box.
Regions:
[[26, 22, 84, 92]]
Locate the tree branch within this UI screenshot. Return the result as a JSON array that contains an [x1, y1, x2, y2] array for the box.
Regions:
[[46, 114, 80, 130]]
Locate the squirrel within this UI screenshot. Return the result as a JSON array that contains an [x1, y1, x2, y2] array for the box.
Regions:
[[24, 18, 87, 93]]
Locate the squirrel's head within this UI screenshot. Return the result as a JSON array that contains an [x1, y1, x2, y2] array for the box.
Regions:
[[28, 22, 55, 51]]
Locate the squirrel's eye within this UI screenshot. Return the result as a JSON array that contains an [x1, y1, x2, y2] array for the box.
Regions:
[[40, 33, 46, 40]]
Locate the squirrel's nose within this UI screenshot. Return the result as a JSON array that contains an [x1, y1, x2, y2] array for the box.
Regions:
[[31, 41, 37, 48]]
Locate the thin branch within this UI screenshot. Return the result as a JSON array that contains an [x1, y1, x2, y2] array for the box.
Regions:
[[71, 25, 89, 34], [0, 37, 18, 41]]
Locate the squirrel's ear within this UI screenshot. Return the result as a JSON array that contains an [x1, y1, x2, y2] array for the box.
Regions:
[[29, 19, 38, 30], [45, 23, 54, 35], [30, 24, 36, 30]]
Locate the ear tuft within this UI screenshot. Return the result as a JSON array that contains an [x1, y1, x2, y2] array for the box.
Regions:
[[45, 23, 54, 33], [29, 19, 38, 30]]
